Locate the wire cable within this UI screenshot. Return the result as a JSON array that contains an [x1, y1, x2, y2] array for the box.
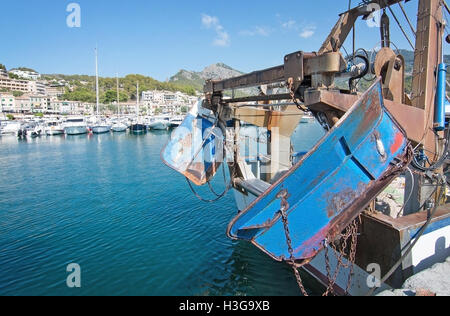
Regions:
[[398, 2, 416, 37], [384, 0, 415, 49], [395, 166, 415, 218], [366, 181, 446, 296]]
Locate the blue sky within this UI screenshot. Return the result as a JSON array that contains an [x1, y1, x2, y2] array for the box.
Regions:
[[0, 0, 442, 81]]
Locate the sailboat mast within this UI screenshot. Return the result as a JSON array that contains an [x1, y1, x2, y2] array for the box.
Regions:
[[95, 47, 100, 116], [116, 74, 120, 116], [136, 82, 139, 117]]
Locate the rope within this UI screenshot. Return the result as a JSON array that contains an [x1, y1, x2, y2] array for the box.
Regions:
[[186, 176, 232, 203], [186, 161, 235, 203]]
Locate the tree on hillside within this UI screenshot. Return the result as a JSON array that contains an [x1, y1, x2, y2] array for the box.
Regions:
[[63, 88, 96, 103], [101, 90, 129, 103], [12, 91, 24, 97], [13, 67, 37, 73], [8, 73, 20, 80]]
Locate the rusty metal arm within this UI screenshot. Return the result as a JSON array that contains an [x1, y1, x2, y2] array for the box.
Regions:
[[204, 51, 346, 106], [304, 89, 426, 144], [204, 51, 309, 95]]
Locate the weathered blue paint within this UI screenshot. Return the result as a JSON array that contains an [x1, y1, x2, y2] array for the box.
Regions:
[[161, 102, 223, 186], [227, 80, 409, 261]]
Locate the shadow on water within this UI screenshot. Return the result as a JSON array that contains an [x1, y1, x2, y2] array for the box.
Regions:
[[183, 240, 325, 296]]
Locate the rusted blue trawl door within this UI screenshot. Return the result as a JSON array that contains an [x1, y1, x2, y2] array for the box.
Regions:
[[161, 102, 223, 186], [227, 80, 410, 261]]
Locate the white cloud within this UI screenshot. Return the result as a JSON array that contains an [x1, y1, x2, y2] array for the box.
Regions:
[[201, 14, 218, 28], [299, 26, 316, 39], [201, 14, 230, 47], [282, 20, 296, 29], [239, 26, 272, 37]]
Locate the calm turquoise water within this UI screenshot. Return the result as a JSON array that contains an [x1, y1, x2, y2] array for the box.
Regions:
[[0, 122, 325, 296]]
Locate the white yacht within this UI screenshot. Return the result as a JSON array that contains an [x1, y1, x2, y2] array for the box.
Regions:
[[0, 121, 21, 136], [45, 120, 65, 136], [169, 116, 184, 128], [111, 121, 127, 132], [64, 117, 88, 135], [91, 119, 111, 134], [148, 116, 170, 130]]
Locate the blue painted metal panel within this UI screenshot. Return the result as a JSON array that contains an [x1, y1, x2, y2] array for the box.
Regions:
[[161, 102, 223, 186], [227, 80, 410, 261]]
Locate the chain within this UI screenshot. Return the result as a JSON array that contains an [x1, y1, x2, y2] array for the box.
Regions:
[[277, 189, 309, 296], [323, 217, 360, 296], [277, 187, 362, 296], [287, 78, 308, 112]]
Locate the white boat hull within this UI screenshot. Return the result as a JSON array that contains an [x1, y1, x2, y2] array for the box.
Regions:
[[46, 129, 65, 136], [148, 120, 169, 130], [92, 126, 111, 134], [111, 123, 127, 132], [65, 126, 87, 135]]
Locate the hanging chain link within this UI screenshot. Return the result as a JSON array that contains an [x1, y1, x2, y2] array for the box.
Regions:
[[277, 188, 361, 296], [277, 189, 309, 296], [323, 217, 360, 296], [287, 78, 308, 112]]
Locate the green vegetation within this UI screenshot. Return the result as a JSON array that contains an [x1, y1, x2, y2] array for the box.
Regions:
[[6, 114, 15, 120], [101, 90, 129, 104], [34, 113, 44, 118], [8, 73, 20, 80], [45, 73, 197, 103], [62, 87, 96, 103], [12, 91, 24, 97], [170, 70, 205, 91], [180, 106, 189, 113], [0, 64, 6, 70], [11, 67, 37, 73]]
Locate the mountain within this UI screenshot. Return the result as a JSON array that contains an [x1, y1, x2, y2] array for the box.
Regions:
[[169, 63, 244, 91]]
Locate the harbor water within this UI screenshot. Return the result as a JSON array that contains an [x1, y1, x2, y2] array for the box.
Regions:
[[0, 122, 324, 296]]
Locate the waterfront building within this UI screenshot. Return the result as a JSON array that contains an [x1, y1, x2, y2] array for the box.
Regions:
[[46, 84, 65, 98], [0, 94, 15, 112], [28, 81, 47, 95], [9, 69, 41, 80], [0, 77, 30, 93], [29, 95, 51, 113], [14, 95, 32, 113]]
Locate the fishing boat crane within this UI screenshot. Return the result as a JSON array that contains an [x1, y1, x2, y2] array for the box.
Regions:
[[162, 0, 450, 296]]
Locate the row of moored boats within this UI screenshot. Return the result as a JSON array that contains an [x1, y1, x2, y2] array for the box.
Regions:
[[0, 115, 184, 137]]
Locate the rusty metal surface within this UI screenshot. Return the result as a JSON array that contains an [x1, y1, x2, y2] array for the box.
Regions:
[[204, 52, 315, 95], [161, 104, 223, 186], [227, 79, 410, 262], [304, 88, 426, 145]]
